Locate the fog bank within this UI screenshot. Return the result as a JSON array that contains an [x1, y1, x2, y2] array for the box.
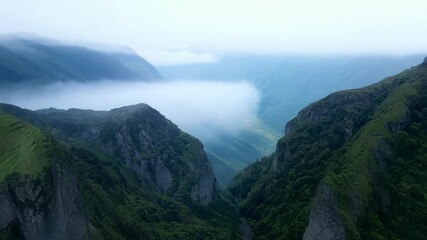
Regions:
[[0, 80, 260, 140]]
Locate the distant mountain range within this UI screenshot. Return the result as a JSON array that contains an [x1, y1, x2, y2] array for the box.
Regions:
[[0, 34, 162, 85]]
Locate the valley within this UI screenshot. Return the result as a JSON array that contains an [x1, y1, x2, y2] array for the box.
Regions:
[[0, 35, 426, 240]]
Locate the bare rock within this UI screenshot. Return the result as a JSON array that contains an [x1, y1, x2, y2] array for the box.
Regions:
[[303, 183, 345, 240]]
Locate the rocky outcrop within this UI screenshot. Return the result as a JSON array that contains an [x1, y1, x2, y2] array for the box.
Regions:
[[0, 103, 231, 240], [303, 183, 345, 240], [32, 103, 218, 206], [0, 160, 89, 240], [154, 158, 173, 192], [191, 156, 215, 205], [385, 109, 411, 132]]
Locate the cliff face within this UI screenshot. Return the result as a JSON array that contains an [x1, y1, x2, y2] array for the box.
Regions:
[[230, 60, 427, 239], [302, 183, 344, 240], [0, 103, 237, 239], [0, 112, 89, 240], [37, 104, 216, 206], [0, 165, 88, 240]]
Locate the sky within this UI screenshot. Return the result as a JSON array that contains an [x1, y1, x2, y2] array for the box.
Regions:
[[1, 0, 427, 65]]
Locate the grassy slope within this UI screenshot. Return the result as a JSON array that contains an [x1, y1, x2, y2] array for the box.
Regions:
[[0, 111, 49, 181]]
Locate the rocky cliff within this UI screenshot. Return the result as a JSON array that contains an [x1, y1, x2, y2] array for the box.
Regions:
[[0, 112, 89, 239], [0, 104, 238, 239], [230, 59, 427, 239], [36, 103, 216, 206]]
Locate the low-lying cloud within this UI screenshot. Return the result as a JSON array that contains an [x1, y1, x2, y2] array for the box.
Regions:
[[0, 80, 260, 141]]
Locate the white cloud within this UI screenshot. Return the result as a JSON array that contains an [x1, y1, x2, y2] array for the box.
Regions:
[[0, 80, 260, 140]]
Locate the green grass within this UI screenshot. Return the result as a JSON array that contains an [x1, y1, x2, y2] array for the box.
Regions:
[[0, 111, 49, 181]]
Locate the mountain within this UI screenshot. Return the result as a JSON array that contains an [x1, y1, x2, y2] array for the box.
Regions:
[[0, 34, 162, 85], [0, 103, 239, 239], [160, 54, 425, 186], [230, 58, 427, 239], [0, 110, 89, 239]]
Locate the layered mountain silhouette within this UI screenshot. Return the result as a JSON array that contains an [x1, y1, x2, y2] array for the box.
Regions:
[[0, 34, 162, 85]]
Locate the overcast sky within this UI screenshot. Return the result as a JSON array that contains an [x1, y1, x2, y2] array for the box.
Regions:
[[1, 0, 427, 65]]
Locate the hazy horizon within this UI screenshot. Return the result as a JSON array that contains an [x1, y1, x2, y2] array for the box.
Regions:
[[1, 0, 427, 65]]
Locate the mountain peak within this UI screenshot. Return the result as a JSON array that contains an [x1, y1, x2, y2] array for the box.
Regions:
[[110, 103, 152, 115]]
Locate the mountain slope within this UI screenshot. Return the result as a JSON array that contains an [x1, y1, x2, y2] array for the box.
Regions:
[[0, 104, 239, 239], [0, 35, 162, 84], [0, 111, 49, 181], [0, 111, 89, 240], [230, 58, 427, 239]]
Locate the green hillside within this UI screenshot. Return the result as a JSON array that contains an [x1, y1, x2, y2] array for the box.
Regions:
[[0, 111, 50, 181], [230, 59, 427, 239]]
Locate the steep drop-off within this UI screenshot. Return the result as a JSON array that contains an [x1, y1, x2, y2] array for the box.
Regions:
[[230, 58, 427, 239], [0, 111, 89, 240], [0, 104, 239, 239]]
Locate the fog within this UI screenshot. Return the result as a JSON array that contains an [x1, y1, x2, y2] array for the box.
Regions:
[[0, 80, 260, 140]]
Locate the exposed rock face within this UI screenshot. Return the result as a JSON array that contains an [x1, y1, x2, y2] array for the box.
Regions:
[[102, 104, 216, 204], [154, 158, 173, 192], [35, 104, 217, 205], [0, 103, 238, 238], [190, 149, 215, 205], [303, 183, 345, 240], [0, 160, 88, 240], [385, 110, 411, 132], [286, 87, 391, 138]]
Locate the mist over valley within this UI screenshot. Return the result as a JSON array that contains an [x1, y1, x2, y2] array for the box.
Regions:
[[1, 0, 427, 238]]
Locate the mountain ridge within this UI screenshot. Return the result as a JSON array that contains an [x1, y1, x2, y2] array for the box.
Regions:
[[0, 103, 239, 239], [230, 58, 427, 239], [0, 35, 162, 85]]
